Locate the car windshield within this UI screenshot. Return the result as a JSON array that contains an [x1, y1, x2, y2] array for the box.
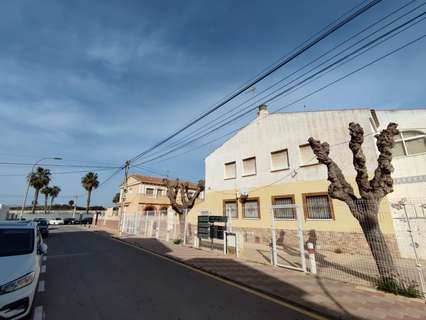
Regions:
[[0, 228, 34, 257], [38, 220, 48, 226]]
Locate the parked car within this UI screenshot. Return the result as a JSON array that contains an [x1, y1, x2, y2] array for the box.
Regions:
[[80, 217, 93, 225], [63, 218, 75, 225], [33, 219, 49, 238], [0, 221, 47, 319], [48, 218, 64, 225]]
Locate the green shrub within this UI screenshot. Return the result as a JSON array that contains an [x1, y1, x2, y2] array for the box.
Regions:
[[377, 277, 421, 298], [173, 239, 183, 245]]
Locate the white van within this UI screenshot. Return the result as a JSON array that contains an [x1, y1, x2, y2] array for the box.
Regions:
[[0, 221, 47, 319]]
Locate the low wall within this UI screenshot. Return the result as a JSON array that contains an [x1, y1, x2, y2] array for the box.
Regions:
[[188, 224, 400, 257], [94, 216, 120, 231]]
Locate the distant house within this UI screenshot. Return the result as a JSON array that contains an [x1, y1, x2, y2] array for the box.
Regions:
[[120, 175, 203, 217], [190, 105, 426, 259]]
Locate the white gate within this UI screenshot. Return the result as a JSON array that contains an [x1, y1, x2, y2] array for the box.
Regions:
[[270, 204, 306, 272], [391, 200, 426, 259]]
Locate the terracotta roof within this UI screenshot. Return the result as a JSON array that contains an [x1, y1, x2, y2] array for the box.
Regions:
[[128, 174, 199, 189]]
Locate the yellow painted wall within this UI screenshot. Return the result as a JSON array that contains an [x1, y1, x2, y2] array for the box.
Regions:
[[189, 177, 395, 234]]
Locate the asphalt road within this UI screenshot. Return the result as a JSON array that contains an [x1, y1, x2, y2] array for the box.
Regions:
[[34, 225, 316, 320]]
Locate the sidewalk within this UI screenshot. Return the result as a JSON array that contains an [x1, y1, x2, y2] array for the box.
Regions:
[[92, 226, 426, 320]]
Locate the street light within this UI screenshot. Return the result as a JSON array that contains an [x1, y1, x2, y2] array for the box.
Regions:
[[20, 157, 63, 219]]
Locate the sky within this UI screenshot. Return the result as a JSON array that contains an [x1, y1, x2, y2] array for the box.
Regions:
[[0, 0, 425, 207]]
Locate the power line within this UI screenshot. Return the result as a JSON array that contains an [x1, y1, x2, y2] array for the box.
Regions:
[[0, 162, 120, 169], [147, 0, 420, 156], [128, 0, 383, 164], [135, 14, 425, 165], [139, 32, 426, 166]]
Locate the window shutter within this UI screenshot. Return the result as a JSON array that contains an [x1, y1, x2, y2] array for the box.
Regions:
[[243, 157, 256, 176], [271, 150, 289, 171], [224, 162, 236, 179]]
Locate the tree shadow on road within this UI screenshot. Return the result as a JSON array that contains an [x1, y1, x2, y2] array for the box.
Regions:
[[112, 236, 363, 320]]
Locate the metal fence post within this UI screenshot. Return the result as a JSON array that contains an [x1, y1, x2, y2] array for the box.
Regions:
[[270, 207, 278, 267], [296, 206, 307, 273], [307, 242, 317, 274]]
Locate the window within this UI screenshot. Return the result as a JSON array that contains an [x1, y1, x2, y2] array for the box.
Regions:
[[271, 149, 289, 171], [224, 162, 236, 179], [272, 196, 295, 219], [393, 130, 426, 157], [145, 188, 154, 197], [303, 193, 333, 220], [157, 189, 163, 198], [224, 200, 238, 218], [243, 199, 260, 218], [299, 144, 318, 166], [0, 229, 34, 257], [242, 157, 256, 176]]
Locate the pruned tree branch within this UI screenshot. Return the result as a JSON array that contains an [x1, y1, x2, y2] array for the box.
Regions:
[[164, 178, 205, 214], [163, 178, 185, 214], [349, 122, 371, 198], [369, 123, 399, 200], [308, 137, 356, 208]]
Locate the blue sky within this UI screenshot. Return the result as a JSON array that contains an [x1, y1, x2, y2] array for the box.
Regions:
[[0, 0, 425, 207]]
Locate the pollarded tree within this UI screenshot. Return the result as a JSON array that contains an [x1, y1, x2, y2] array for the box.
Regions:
[[308, 122, 399, 285], [28, 167, 51, 214], [163, 178, 205, 242]]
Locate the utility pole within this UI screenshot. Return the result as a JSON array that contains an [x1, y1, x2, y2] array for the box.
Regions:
[[119, 161, 130, 236]]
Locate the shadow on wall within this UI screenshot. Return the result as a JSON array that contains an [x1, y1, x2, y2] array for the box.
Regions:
[[105, 234, 366, 320]]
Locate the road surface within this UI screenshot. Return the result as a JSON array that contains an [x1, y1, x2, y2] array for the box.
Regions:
[[33, 225, 318, 320]]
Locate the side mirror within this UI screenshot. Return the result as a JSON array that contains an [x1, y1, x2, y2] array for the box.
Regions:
[[38, 242, 48, 255]]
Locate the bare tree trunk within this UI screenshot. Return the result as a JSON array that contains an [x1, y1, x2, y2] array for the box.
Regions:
[[31, 189, 39, 215], [178, 213, 185, 240], [356, 206, 398, 282], [86, 190, 91, 217], [44, 194, 48, 214]]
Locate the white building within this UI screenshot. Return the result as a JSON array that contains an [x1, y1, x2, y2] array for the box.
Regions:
[[192, 106, 426, 259]]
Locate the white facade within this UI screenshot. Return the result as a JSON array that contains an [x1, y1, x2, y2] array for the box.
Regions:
[[205, 108, 379, 192], [204, 106, 426, 258], [375, 109, 426, 259]]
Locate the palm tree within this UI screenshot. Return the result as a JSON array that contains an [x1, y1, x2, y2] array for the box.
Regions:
[[40, 186, 52, 214], [28, 167, 51, 214], [49, 186, 61, 212], [68, 200, 74, 208], [81, 172, 99, 219]]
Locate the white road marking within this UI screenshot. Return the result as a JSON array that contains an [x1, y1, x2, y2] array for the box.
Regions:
[[41, 265, 46, 273], [38, 280, 45, 293], [33, 306, 43, 320]]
